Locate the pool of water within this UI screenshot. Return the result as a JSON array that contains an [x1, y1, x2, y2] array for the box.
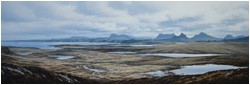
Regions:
[[49, 55, 75, 60], [171, 64, 245, 75], [15, 52, 33, 56], [139, 53, 222, 58], [129, 45, 156, 47], [108, 52, 137, 54], [142, 64, 245, 77], [142, 71, 167, 77]]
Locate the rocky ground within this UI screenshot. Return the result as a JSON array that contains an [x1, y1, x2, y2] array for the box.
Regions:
[[1, 42, 249, 84]]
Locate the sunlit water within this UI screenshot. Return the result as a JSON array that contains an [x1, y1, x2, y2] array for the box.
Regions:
[[171, 64, 244, 75], [143, 64, 245, 77], [49, 55, 75, 60], [129, 45, 156, 47], [139, 53, 222, 58], [108, 52, 137, 54], [142, 71, 167, 77], [15, 52, 33, 56]]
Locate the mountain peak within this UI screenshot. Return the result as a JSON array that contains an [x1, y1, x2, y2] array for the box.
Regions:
[[180, 33, 186, 37], [154, 33, 176, 40], [110, 33, 118, 37], [191, 32, 220, 41], [199, 32, 207, 35], [109, 33, 131, 40], [224, 34, 234, 39], [168, 33, 190, 42]]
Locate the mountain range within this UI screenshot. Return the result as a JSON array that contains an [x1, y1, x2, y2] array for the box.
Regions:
[[10, 32, 248, 42], [61, 32, 248, 42], [223, 34, 247, 40], [168, 33, 191, 42], [191, 32, 221, 41], [108, 34, 132, 40], [154, 32, 248, 42], [154, 33, 176, 40]]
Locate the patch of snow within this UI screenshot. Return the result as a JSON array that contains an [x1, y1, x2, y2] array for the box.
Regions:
[[58, 74, 72, 82], [6, 67, 25, 75], [21, 68, 32, 74], [83, 65, 105, 73]]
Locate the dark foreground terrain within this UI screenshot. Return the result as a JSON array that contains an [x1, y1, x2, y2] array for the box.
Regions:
[[1, 42, 249, 84], [2, 63, 248, 84]]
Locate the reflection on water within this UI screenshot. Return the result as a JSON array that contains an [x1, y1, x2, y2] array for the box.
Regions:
[[142, 71, 167, 77], [139, 53, 222, 58], [171, 64, 245, 75], [130, 45, 156, 47], [15, 52, 33, 56], [108, 52, 137, 54], [142, 64, 245, 77], [49, 55, 75, 60]]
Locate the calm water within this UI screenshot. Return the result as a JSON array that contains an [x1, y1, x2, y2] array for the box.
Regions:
[[130, 45, 156, 47], [139, 53, 222, 58], [2, 41, 118, 50], [143, 64, 245, 77], [171, 64, 244, 75], [142, 71, 167, 77], [108, 52, 137, 54], [49, 55, 75, 60], [143, 64, 244, 77], [15, 52, 33, 56]]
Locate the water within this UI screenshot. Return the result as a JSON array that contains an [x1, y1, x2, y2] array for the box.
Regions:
[[142, 64, 244, 77], [108, 52, 137, 54], [15, 52, 33, 56], [49, 55, 75, 60], [171, 64, 244, 75], [139, 53, 222, 58], [142, 71, 167, 77], [2, 41, 118, 50], [130, 45, 156, 47]]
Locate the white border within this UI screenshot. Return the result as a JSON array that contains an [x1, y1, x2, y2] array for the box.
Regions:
[[0, 0, 249, 85]]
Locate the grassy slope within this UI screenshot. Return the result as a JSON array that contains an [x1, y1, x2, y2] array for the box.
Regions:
[[2, 63, 248, 84]]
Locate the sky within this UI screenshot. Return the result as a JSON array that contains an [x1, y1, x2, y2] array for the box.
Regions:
[[1, 1, 249, 40]]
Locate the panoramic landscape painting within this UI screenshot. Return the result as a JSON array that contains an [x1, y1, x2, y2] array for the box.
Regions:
[[1, 1, 249, 84]]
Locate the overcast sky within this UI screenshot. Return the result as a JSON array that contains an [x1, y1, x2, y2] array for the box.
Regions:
[[2, 1, 249, 40]]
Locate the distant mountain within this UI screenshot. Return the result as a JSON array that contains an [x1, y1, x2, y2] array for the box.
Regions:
[[49, 36, 90, 42], [155, 33, 176, 40], [169, 33, 190, 42], [223, 35, 247, 40], [235, 35, 247, 39], [223, 36, 249, 42], [224, 35, 234, 40], [66, 36, 90, 40], [191, 32, 221, 41], [108, 34, 132, 40], [70, 36, 89, 39]]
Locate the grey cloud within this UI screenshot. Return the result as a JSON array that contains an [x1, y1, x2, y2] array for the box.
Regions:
[[221, 17, 248, 25], [181, 24, 213, 32], [1, 2, 37, 22], [109, 2, 157, 15], [159, 16, 202, 27], [1, 1, 249, 40]]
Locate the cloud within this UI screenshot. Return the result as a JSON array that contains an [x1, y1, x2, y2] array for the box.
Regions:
[[1, 1, 249, 40]]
